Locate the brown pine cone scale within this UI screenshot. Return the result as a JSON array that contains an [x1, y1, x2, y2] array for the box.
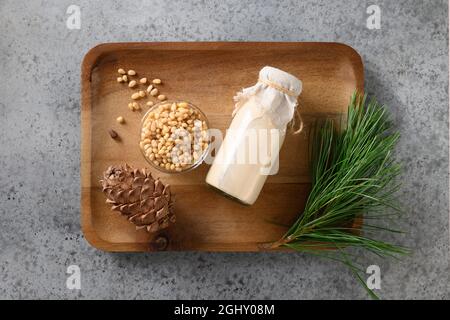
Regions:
[[100, 164, 175, 233]]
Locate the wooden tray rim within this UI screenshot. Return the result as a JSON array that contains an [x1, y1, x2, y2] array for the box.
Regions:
[[81, 41, 364, 252]]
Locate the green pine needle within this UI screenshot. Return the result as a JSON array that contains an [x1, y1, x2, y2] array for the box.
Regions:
[[277, 91, 410, 299]]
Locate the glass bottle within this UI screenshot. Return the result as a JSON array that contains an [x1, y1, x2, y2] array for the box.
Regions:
[[206, 66, 302, 205]]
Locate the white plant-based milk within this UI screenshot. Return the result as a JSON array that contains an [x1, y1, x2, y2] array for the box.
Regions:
[[206, 67, 302, 205]]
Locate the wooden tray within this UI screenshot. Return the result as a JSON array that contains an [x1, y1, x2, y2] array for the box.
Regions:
[[81, 42, 363, 252]]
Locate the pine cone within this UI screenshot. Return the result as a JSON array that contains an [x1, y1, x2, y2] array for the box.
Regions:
[[100, 164, 175, 233]]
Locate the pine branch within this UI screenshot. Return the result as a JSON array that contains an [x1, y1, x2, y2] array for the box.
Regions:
[[273, 92, 410, 298]]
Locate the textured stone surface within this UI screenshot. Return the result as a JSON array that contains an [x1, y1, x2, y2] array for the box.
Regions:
[[0, 0, 448, 299]]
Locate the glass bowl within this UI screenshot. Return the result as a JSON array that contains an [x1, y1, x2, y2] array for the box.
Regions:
[[140, 101, 210, 174]]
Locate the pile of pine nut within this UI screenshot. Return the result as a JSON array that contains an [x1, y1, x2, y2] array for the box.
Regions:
[[140, 101, 209, 172]]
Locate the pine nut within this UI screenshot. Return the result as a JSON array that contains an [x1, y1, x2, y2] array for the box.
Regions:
[[150, 88, 159, 96], [127, 70, 136, 76], [139, 90, 146, 98], [152, 78, 162, 84], [146, 84, 154, 93], [146, 101, 154, 107], [109, 129, 118, 139], [157, 95, 166, 101], [131, 92, 140, 100], [118, 68, 126, 75], [140, 78, 147, 84], [116, 116, 125, 124], [117, 77, 124, 83], [128, 80, 137, 88], [122, 75, 128, 82]]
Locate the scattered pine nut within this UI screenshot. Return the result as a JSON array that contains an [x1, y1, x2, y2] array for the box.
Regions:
[[116, 69, 167, 118], [150, 88, 159, 96], [128, 102, 140, 111], [116, 116, 125, 124], [132, 102, 140, 111], [109, 129, 118, 139]]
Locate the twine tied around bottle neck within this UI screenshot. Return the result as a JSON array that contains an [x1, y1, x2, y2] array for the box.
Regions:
[[232, 78, 304, 134], [257, 77, 299, 97], [289, 106, 304, 135]]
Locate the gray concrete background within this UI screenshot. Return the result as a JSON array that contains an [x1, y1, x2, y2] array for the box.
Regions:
[[0, 0, 448, 299]]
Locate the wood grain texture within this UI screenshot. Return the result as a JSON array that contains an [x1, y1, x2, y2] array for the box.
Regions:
[[81, 42, 364, 252]]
